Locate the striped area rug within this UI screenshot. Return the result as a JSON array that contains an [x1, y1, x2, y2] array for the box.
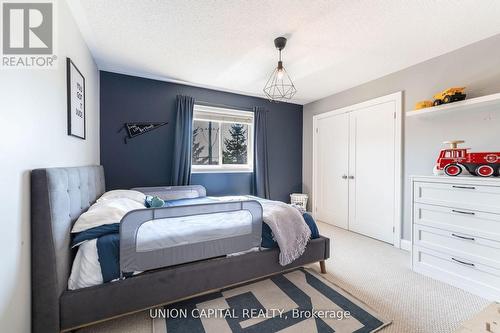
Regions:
[[152, 268, 391, 332]]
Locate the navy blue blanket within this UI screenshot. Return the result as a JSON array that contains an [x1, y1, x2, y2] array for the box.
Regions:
[[71, 198, 319, 283]]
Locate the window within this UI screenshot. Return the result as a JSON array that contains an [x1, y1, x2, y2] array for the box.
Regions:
[[192, 104, 254, 172]]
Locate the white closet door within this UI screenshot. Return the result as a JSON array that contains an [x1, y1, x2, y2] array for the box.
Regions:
[[348, 101, 396, 243], [314, 113, 349, 228]]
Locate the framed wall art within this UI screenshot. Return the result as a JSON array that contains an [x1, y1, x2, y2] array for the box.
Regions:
[[67, 58, 86, 139]]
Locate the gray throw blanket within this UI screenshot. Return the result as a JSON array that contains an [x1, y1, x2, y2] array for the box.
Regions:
[[259, 200, 311, 265]]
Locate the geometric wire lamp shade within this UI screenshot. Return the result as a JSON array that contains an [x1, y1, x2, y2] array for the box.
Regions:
[[263, 37, 297, 101]]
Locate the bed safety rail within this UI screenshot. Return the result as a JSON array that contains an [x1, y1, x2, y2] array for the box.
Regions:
[[119, 200, 263, 274], [131, 185, 207, 200]]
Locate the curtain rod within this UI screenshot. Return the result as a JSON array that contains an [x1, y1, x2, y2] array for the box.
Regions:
[[195, 100, 268, 112]]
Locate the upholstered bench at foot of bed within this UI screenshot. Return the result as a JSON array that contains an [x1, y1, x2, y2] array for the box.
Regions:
[[59, 236, 330, 331]]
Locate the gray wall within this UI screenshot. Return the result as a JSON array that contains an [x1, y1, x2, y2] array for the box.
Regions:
[[303, 34, 500, 241], [0, 1, 100, 331]]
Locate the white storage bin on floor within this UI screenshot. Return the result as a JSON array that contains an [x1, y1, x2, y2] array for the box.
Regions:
[[290, 193, 308, 209]]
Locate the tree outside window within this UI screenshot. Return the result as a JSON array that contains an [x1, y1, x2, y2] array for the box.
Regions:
[[222, 123, 248, 164]]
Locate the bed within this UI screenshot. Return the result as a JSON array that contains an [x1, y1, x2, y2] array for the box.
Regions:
[[31, 165, 330, 332]]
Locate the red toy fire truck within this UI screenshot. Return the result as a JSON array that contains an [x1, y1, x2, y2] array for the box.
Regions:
[[434, 141, 500, 177]]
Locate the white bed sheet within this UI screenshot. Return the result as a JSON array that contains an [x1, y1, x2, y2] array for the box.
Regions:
[[136, 210, 253, 252]]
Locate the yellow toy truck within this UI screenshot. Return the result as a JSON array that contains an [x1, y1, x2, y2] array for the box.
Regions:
[[433, 87, 466, 106]]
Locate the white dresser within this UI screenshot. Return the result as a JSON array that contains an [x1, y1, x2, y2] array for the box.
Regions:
[[411, 175, 500, 301]]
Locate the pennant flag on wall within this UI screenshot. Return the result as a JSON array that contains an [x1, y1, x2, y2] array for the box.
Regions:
[[120, 122, 168, 143]]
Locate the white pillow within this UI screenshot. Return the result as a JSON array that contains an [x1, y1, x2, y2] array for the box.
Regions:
[[97, 190, 146, 204], [72, 197, 145, 233]]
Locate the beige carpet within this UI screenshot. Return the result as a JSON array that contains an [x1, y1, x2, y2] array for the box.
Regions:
[[308, 222, 490, 333], [78, 222, 490, 333]]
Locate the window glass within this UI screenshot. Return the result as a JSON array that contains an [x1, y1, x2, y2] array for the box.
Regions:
[[222, 123, 248, 165], [192, 120, 220, 165], [191, 105, 254, 172]]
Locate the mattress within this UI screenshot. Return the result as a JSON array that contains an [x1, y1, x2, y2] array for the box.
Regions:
[[69, 243, 263, 290]]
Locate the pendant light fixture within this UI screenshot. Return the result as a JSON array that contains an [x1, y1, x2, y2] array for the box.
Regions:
[[263, 37, 297, 101]]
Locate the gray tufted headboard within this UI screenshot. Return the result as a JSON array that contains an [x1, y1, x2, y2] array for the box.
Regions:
[[31, 165, 105, 332]]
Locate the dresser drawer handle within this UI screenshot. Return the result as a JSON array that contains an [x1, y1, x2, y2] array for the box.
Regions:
[[451, 258, 475, 267], [452, 185, 476, 190], [452, 209, 475, 215], [451, 233, 475, 241]]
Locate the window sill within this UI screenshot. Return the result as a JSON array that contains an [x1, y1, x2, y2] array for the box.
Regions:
[[191, 168, 254, 174]]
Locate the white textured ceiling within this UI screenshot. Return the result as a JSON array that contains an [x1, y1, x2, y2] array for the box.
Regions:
[[68, 0, 500, 104]]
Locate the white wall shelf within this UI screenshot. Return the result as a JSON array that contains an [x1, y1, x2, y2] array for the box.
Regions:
[[406, 92, 500, 118]]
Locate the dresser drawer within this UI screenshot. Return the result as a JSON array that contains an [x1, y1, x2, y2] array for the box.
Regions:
[[413, 181, 500, 214], [414, 224, 500, 269], [414, 203, 500, 241], [412, 246, 500, 300]]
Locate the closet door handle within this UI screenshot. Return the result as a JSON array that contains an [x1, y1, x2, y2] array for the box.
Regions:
[[342, 175, 348, 179], [451, 258, 475, 267], [348, 175, 355, 179], [452, 209, 475, 215], [451, 233, 475, 241], [452, 185, 476, 190]]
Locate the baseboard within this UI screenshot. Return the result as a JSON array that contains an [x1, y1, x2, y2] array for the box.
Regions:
[[400, 239, 411, 252]]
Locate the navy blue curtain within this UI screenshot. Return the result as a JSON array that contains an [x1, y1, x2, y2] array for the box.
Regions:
[[252, 107, 271, 199], [171, 95, 195, 185]]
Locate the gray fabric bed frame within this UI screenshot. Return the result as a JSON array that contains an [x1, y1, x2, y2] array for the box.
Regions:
[[31, 165, 330, 332]]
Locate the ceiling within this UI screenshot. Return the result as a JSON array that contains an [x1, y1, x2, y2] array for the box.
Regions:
[[68, 0, 500, 105]]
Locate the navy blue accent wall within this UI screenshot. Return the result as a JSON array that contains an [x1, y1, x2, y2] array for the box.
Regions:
[[100, 71, 303, 202]]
